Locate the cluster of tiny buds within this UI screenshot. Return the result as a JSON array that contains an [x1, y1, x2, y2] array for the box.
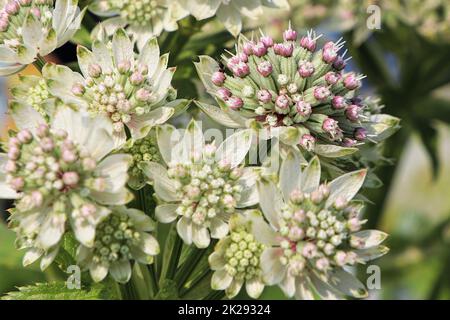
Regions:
[[124, 135, 161, 179], [4, 124, 104, 211], [223, 227, 264, 280], [209, 27, 370, 148], [0, 0, 53, 34], [103, 0, 163, 27], [71, 60, 154, 132], [276, 185, 364, 276], [92, 212, 141, 264], [167, 145, 243, 227]]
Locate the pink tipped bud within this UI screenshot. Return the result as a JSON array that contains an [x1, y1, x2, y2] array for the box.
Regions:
[[252, 42, 267, 57], [88, 63, 102, 78], [71, 83, 85, 96], [7, 147, 20, 160], [227, 96, 243, 110], [5, 160, 17, 173], [354, 127, 367, 141], [17, 129, 32, 143], [136, 88, 151, 102], [302, 243, 317, 258], [331, 95, 347, 109], [288, 226, 304, 241], [257, 89, 272, 103], [211, 71, 226, 86], [275, 94, 290, 110], [342, 138, 357, 147], [257, 61, 272, 77], [298, 61, 315, 78], [117, 60, 131, 73], [81, 203, 96, 218], [62, 150, 77, 163], [333, 55, 346, 71], [283, 28, 297, 41], [322, 118, 339, 133], [216, 87, 231, 100], [260, 35, 274, 48], [31, 191, 43, 207], [348, 217, 362, 232], [315, 257, 330, 271], [11, 177, 24, 191], [345, 104, 360, 122], [293, 209, 306, 222], [232, 62, 249, 78], [237, 52, 248, 62], [325, 72, 341, 85], [30, 7, 40, 18], [314, 86, 331, 101], [343, 73, 361, 90], [322, 42, 338, 64], [36, 124, 49, 138], [0, 19, 9, 32], [295, 100, 312, 116], [300, 134, 315, 151], [334, 251, 347, 266], [82, 158, 96, 171], [273, 43, 293, 57], [242, 41, 254, 55], [63, 172, 79, 187], [130, 72, 144, 85], [8, 137, 20, 148], [5, 1, 20, 15], [300, 36, 316, 52]]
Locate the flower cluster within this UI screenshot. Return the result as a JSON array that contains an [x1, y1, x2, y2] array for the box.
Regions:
[[143, 120, 259, 248], [0, 0, 85, 76], [45, 29, 186, 147], [195, 28, 398, 155], [210, 212, 266, 299], [77, 206, 159, 283], [0, 105, 133, 270], [89, 0, 188, 49], [256, 154, 388, 299]]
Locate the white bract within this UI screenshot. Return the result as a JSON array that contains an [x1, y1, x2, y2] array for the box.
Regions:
[[0, 0, 86, 76], [141, 120, 259, 248], [179, 0, 289, 36], [89, 0, 189, 49], [45, 29, 188, 148], [255, 152, 389, 299], [0, 104, 133, 270], [77, 206, 160, 283], [209, 211, 266, 299]]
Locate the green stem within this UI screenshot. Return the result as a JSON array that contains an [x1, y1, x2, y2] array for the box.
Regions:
[[166, 235, 183, 280], [120, 282, 137, 300], [179, 268, 211, 298], [205, 290, 225, 300], [147, 264, 159, 295], [33, 54, 46, 72], [174, 247, 206, 290]]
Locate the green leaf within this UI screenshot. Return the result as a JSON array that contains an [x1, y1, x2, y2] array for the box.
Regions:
[[2, 282, 118, 300]]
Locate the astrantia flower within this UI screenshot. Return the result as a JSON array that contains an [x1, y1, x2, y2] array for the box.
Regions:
[[121, 130, 162, 190], [46, 29, 188, 147], [141, 120, 259, 248], [195, 27, 399, 158], [89, 0, 188, 49], [0, 0, 86, 76], [179, 0, 289, 36], [209, 211, 266, 299], [77, 206, 160, 283], [255, 153, 388, 299], [0, 105, 133, 270]]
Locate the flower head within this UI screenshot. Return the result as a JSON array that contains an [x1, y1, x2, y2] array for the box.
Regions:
[[141, 120, 259, 248], [195, 27, 399, 158], [77, 206, 159, 283], [209, 211, 266, 299], [89, 0, 188, 49], [0, 0, 86, 76], [45, 29, 187, 147], [255, 153, 388, 299], [0, 105, 133, 270]]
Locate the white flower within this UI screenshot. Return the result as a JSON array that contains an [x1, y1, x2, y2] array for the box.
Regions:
[[209, 211, 266, 299], [255, 152, 389, 299], [0, 104, 133, 270], [141, 120, 259, 248], [89, 0, 189, 49], [179, 0, 289, 36], [77, 206, 160, 283], [0, 0, 86, 76], [45, 29, 189, 148]]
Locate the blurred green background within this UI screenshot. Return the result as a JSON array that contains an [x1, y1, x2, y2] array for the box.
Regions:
[[1, 0, 450, 299]]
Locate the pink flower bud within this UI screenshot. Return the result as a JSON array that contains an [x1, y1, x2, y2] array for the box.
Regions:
[[211, 71, 226, 86], [10, 177, 24, 190], [345, 104, 360, 122], [302, 243, 317, 258], [334, 251, 347, 266], [82, 158, 96, 171], [31, 191, 43, 207], [252, 42, 267, 57], [300, 134, 315, 151], [322, 42, 338, 64], [237, 52, 248, 62], [232, 62, 249, 78], [283, 28, 298, 41], [342, 138, 357, 147], [322, 118, 339, 133], [293, 209, 306, 222], [315, 257, 329, 270], [300, 36, 316, 52], [7, 147, 20, 160], [295, 100, 312, 116], [63, 172, 79, 187], [343, 73, 361, 90], [130, 72, 144, 85], [354, 127, 367, 141], [325, 72, 341, 85], [30, 7, 40, 18], [227, 55, 240, 69], [117, 60, 131, 73], [216, 87, 231, 100], [40, 137, 54, 152], [242, 41, 254, 55], [298, 61, 314, 78], [36, 124, 49, 138], [136, 88, 151, 101], [260, 35, 274, 48], [62, 150, 77, 163], [8, 137, 20, 148], [81, 203, 96, 218], [0, 19, 9, 32], [71, 83, 85, 96], [288, 226, 304, 241], [5, 1, 20, 15], [314, 86, 331, 101], [257, 61, 272, 77], [88, 63, 102, 78], [257, 89, 272, 103], [334, 196, 348, 210], [273, 43, 293, 57], [333, 55, 346, 71], [5, 160, 17, 173], [331, 95, 347, 109], [17, 129, 32, 143], [227, 96, 243, 110], [348, 217, 361, 232], [275, 94, 290, 110]]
